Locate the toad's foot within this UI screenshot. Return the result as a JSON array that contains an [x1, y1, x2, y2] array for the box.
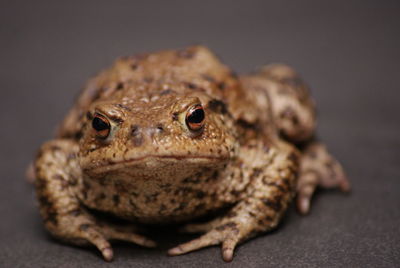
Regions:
[[71, 219, 157, 261], [297, 142, 350, 214], [59, 217, 157, 261], [169, 219, 243, 262], [35, 139, 156, 261], [169, 142, 299, 262]]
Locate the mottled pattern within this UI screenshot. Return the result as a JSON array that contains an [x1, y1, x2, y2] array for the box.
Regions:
[[33, 46, 349, 262]]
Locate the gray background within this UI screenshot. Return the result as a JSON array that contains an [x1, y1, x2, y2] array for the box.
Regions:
[[0, 0, 399, 267]]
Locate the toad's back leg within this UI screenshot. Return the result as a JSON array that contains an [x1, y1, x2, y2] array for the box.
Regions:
[[241, 64, 316, 143], [240, 64, 350, 214]]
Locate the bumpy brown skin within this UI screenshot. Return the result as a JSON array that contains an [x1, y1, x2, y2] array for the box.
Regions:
[[33, 46, 349, 262]]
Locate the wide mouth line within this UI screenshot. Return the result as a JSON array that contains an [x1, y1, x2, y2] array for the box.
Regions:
[[86, 154, 226, 172]]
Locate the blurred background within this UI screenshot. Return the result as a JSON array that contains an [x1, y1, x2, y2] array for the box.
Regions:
[[0, 1, 399, 267]]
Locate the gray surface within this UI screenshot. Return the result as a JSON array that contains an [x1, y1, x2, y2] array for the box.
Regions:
[[0, 0, 399, 267]]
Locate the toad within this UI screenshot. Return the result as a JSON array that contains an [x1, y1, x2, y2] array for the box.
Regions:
[[33, 46, 350, 262]]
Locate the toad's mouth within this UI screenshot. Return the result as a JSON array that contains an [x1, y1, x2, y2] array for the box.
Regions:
[[83, 154, 227, 174]]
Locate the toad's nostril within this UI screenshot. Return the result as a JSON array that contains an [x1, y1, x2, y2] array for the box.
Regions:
[[131, 125, 140, 136], [145, 124, 165, 139], [156, 124, 164, 132], [131, 125, 143, 147]]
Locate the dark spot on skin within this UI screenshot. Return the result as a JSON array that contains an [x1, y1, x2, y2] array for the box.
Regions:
[[263, 180, 287, 192], [129, 199, 138, 209], [281, 177, 292, 189], [227, 211, 238, 218], [174, 187, 192, 195], [45, 211, 58, 225], [83, 181, 91, 191], [131, 63, 138, 70], [184, 82, 197, 89], [79, 224, 90, 231], [173, 202, 188, 212], [230, 190, 241, 198], [261, 197, 282, 212], [95, 193, 106, 203], [50, 145, 61, 152], [159, 204, 167, 214], [216, 222, 239, 234], [98, 177, 107, 186], [82, 189, 88, 200], [265, 215, 273, 222], [237, 119, 259, 131], [250, 168, 262, 180], [172, 112, 179, 121], [74, 131, 83, 140], [115, 103, 131, 111], [309, 150, 318, 159], [263, 145, 270, 153], [288, 152, 298, 164], [69, 209, 81, 217], [196, 191, 205, 199], [38, 194, 58, 226], [69, 175, 78, 186], [53, 174, 69, 189], [292, 116, 299, 125], [35, 177, 47, 191], [325, 161, 337, 178], [38, 195, 51, 208], [131, 191, 139, 197], [205, 171, 219, 182], [195, 203, 205, 211], [115, 181, 127, 193], [282, 77, 304, 89], [201, 74, 215, 82], [116, 82, 124, 90], [208, 99, 228, 114], [160, 183, 172, 189], [113, 195, 120, 205], [67, 153, 76, 161], [145, 192, 159, 203], [278, 86, 292, 95], [160, 89, 175, 96], [176, 49, 195, 59], [143, 77, 153, 83], [280, 107, 299, 126], [217, 82, 226, 90], [248, 211, 256, 217]]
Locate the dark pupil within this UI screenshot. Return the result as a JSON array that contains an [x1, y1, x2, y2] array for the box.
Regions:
[[188, 108, 204, 123], [92, 117, 109, 131]]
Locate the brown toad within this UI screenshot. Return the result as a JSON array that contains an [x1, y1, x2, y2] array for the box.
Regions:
[[32, 46, 350, 262]]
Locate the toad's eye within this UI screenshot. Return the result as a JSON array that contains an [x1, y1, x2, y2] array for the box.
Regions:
[[185, 105, 205, 131], [92, 114, 111, 139]]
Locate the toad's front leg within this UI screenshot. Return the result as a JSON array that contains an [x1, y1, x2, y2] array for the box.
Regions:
[[169, 141, 299, 262], [34, 139, 156, 261]]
